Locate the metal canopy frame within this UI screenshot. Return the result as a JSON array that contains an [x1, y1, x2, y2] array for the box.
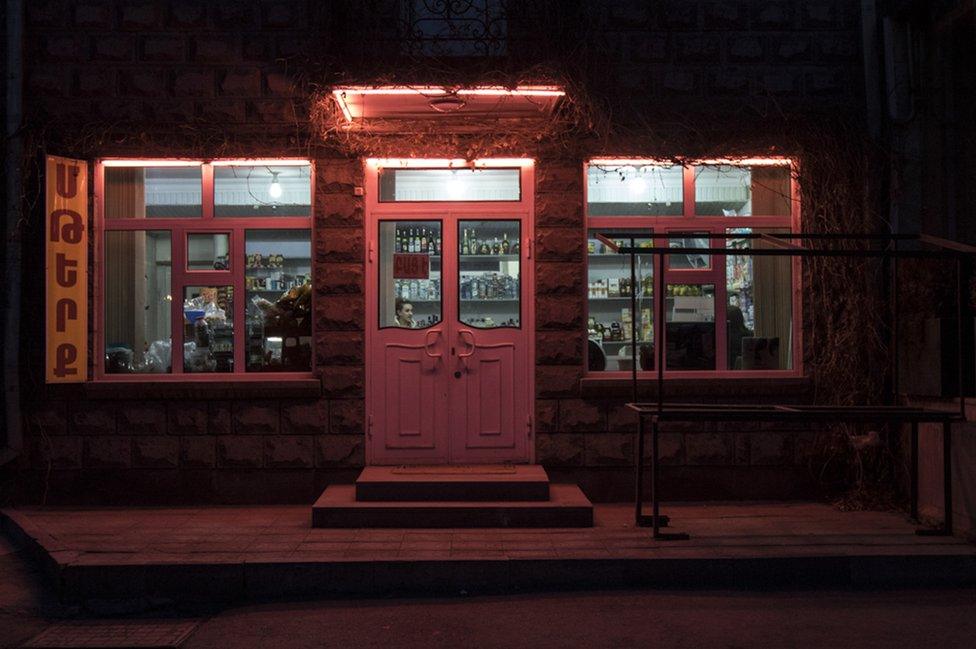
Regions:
[[594, 231, 975, 540]]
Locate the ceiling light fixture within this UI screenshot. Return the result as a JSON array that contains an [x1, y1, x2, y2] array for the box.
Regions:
[[268, 171, 283, 199]]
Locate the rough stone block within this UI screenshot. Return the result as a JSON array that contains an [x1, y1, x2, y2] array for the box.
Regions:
[[219, 68, 261, 96], [753, 3, 794, 29], [316, 263, 364, 294], [263, 2, 303, 28], [536, 228, 583, 261], [146, 100, 197, 123], [212, 1, 257, 28], [93, 36, 135, 61], [243, 37, 271, 61], [120, 3, 161, 29], [536, 433, 584, 466], [535, 165, 581, 194], [233, 401, 279, 435], [677, 34, 720, 62], [32, 435, 83, 469], [84, 436, 131, 469], [777, 35, 811, 62], [316, 194, 364, 227], [198, 100, 246, 123], [734, 433, 750, 465], [321, 366, 365, 398], [26, 402, 67, 436], [703, 2, 746, 28], [27, 70, 68, 97], [559, 399, 605, 432], [330, 399, 364, 434], [760, 71, 799, 95], [142, 36, 185, 61], [169, 2, 207, 28], [76, 70, 115, 97], [661, 70, 698, 95], [119, 70, 170, 98], [173, 70, 214, 97], [181, 436, 216, 468], [607, 404, 637, 433], [749, 432, 793, 466], [246, 99, 298, 123], [536, 262, 583, 295], [685, 433, 733, 465], [118, 403, 166, 435], [132, 436, 180, 469], [317, 160, 363, 193], [535, 399, 558, 433], [42, 34, 86, 62], [265, 435, 314, 468], [536, 365, 582, 398], [728, 37, 764, 62], [315, 228, 363, 262], [315, 295, 365, 331], [192, 36, 240, 63], [663, 1, 698, 28], [536, 331, 583, 365], [642, 432, 685, 466], [315, 434, 364, 467], [536, 295, 584, 330], [315, 331, 364, 366], [74, 3, 115, 29], [217, 436, 264, 468], [70, 403, 116, 436], [584, 433, 632, 467], [265, 71, 297, 96], [280, 400, 329, 435], [708, 68, 750, 95], [534, 194, 583, 228], [209, 401, 233, 435]]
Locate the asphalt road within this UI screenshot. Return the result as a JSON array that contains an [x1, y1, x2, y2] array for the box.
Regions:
[[3, 533, 976, 649], [183, 588, 976, 649]]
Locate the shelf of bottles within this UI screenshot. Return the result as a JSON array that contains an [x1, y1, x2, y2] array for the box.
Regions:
[[726, 231, 755, 330], [459, 220, 521, 328], [586, 234, 655, 370], [244, 230, 312, 372], [392, 223, 442, 328]]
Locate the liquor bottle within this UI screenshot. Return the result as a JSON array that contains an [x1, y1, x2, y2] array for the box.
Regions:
[[395, 230, 401, 253], [421, 229, 429, 253], [491, 237, 500, 255], [502, 233, 510, 254], [400, 281, 409, 300], [435, 233, 441, 255], [462, 230, 470, 255]]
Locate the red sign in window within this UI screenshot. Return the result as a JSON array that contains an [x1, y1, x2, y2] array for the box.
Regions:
[[393, 253, 429, 279]]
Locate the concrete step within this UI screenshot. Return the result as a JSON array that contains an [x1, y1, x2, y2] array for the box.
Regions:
[[355, 465, 550, 502], [312, 483, 593, 528]]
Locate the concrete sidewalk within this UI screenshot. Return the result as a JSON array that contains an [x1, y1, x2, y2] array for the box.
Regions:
[[2, 503, 974, 611]]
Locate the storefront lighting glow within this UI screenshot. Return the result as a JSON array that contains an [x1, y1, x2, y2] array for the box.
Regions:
[[589, 157, 793, 167], [268, 172, 283, 199], [210, 159, 311, 166], [333, 85, 565, 123], [100, 160, 203, 167], [366, 158, 534, 169]]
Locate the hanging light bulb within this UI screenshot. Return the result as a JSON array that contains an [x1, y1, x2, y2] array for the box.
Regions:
[[446, 170, 465, 198], [268, 171, 283, 199]]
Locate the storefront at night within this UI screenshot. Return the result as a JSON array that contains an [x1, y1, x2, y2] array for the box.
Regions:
[[3, 1, 972, 534]]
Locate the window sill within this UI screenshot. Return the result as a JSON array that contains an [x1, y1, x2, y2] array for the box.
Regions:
[[83, 377, 321, 401], [578, 375, 812, 401]]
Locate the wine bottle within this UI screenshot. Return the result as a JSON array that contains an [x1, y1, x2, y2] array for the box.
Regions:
[[462, 229, 470, 255], [491, 237, 500, 255], [395, 229, 401, 253], [502, 233, 510, 254], [435, 233, 442, 255], [421, 229, 428, 253]]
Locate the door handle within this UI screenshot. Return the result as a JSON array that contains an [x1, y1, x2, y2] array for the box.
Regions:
[[424, 329, 442, 359], [457, 329, 476, 358]]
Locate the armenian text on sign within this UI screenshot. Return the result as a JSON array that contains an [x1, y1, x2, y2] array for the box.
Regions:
[[45, 156, 88, 383], [393, 253, 430, 279]]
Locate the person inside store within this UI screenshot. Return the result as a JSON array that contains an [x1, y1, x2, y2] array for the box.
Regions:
[[727, 304, 753, 369], [394, 297, 416, 328]]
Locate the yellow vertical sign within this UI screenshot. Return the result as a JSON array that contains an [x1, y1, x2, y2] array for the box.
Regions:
[[45, 156, 88, 383]]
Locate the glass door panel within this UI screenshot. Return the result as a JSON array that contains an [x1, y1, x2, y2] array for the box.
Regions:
[[379, 220, 442, 329], [457, 220, 520, 328]]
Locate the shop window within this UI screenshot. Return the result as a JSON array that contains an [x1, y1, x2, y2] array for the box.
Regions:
[[586, 164, 683, 216], [99, 160, 313, 378], [585, 160, 798, 375]]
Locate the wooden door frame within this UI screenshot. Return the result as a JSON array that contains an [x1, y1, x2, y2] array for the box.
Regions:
[[363, 159, 536, 465]]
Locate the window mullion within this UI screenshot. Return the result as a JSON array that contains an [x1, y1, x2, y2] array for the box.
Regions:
[[232, 227, 246, 374], [171, 225, 186, 374]]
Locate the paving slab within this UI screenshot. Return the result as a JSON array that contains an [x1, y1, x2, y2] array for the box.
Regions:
[[2, 502, 975, 609]]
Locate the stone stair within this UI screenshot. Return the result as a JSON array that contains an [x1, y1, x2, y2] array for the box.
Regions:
[[312, 465, 593, 528]]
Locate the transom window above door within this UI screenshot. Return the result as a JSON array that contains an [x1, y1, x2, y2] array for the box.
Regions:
[[98, 159, 313, 378]]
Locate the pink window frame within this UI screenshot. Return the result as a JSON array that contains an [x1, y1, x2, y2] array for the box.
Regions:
[[92, 158, 316, 381], [583, 159, 803, 380]]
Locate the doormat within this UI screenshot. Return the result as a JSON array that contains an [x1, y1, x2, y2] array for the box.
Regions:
[[24, 620, 200, 648], [391, 464, 517, 475]]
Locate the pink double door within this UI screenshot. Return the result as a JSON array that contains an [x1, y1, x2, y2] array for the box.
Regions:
[[366, 215, 533, 465]]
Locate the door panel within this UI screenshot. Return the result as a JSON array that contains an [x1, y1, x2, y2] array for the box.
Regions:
[[382, 343, 439, 448]]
